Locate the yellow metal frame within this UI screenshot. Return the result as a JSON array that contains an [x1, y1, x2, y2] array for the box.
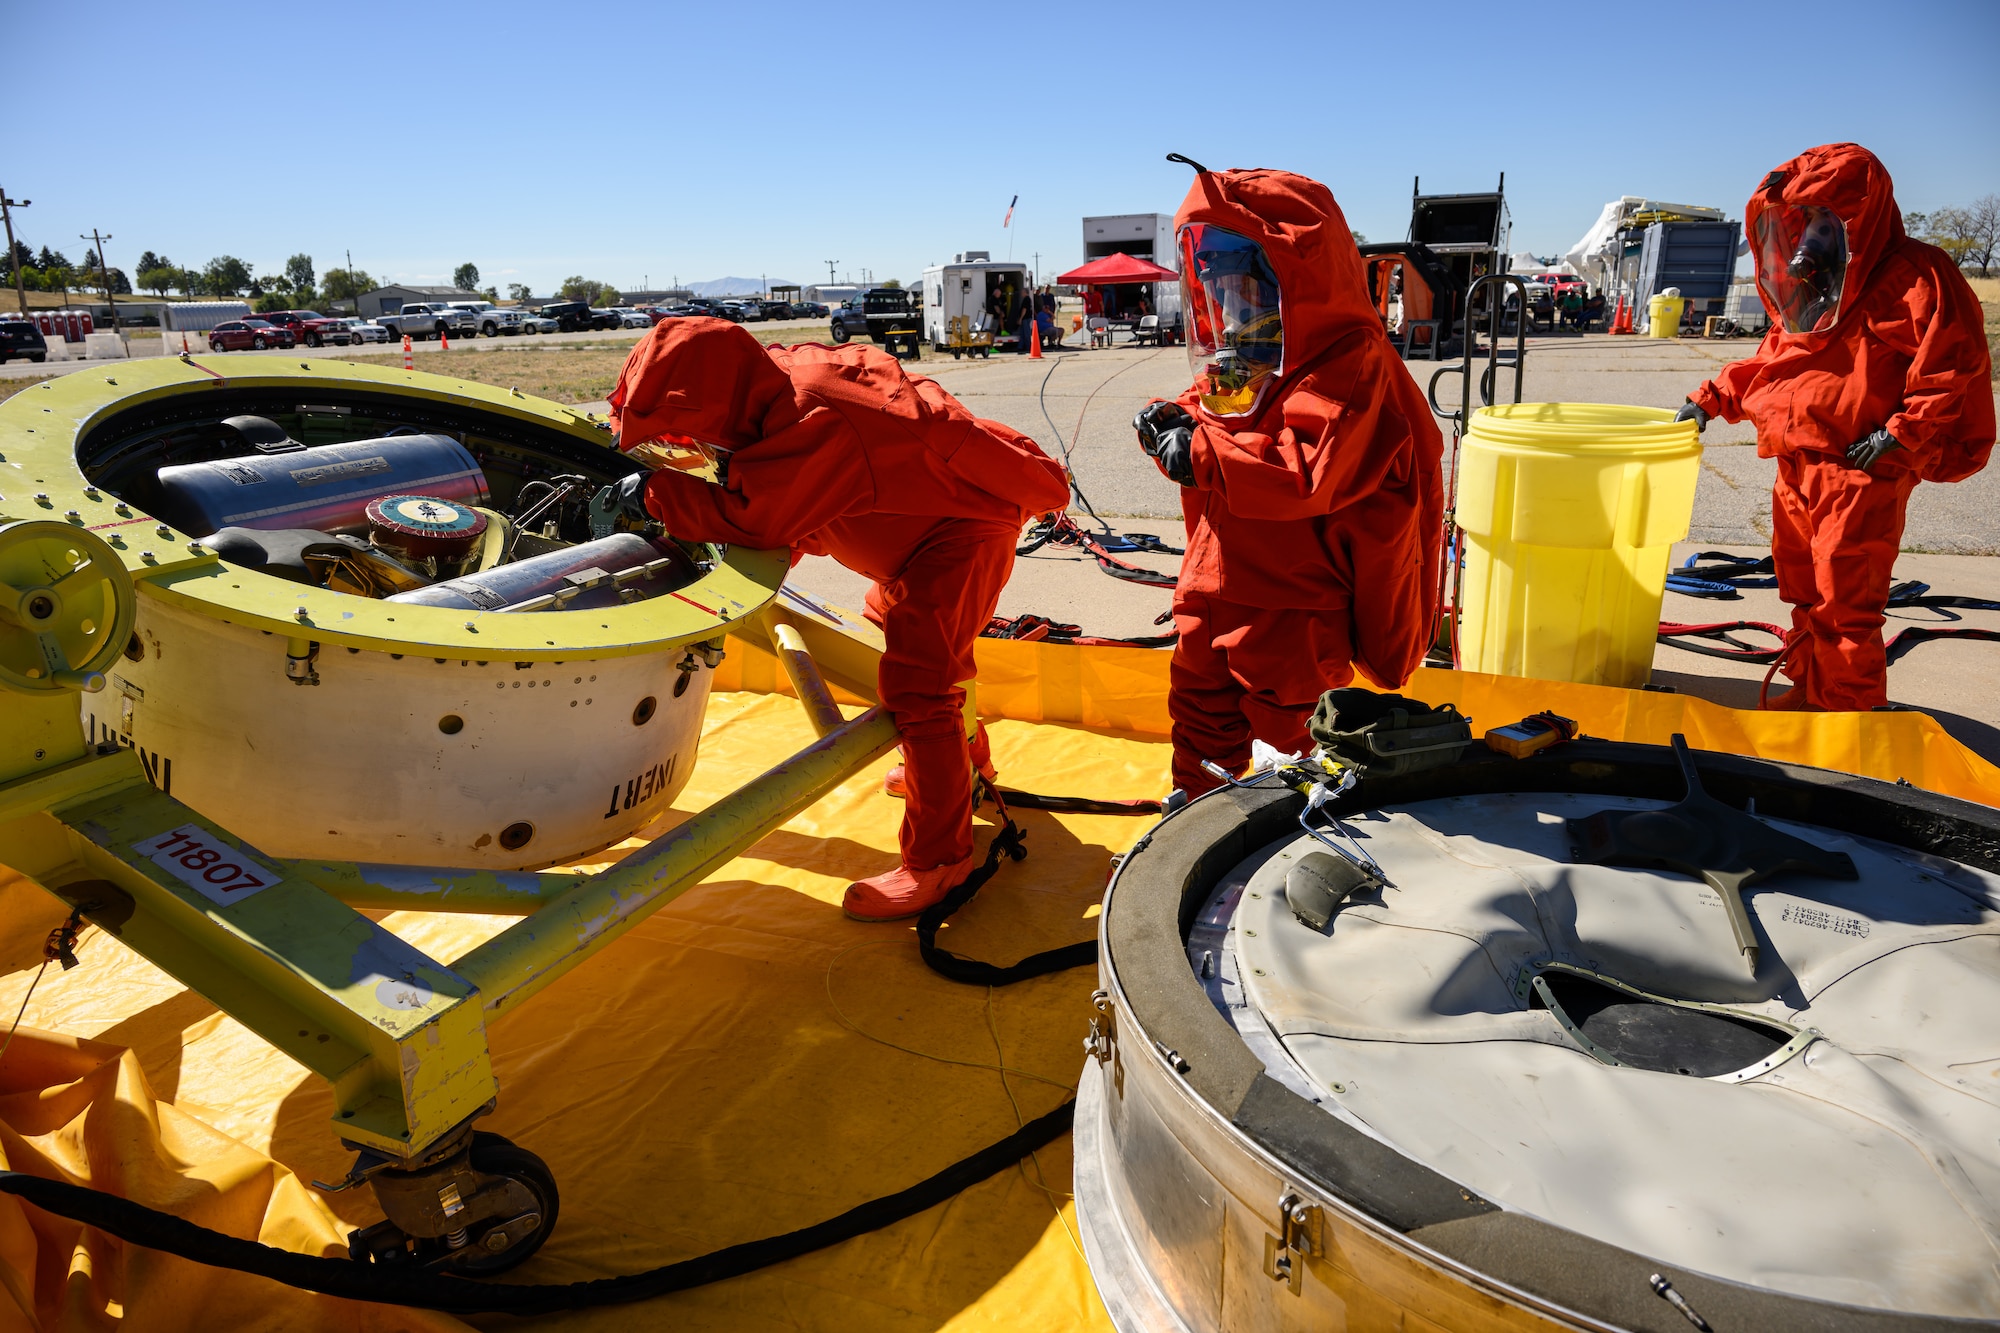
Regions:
[[0, 361, 904, 1163], [0, 354, 787, 660]]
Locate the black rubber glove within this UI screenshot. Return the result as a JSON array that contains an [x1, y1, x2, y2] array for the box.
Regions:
[[1154, 426, 1195, 487], [614, 470, 652, 522], [1133, 400, 1194, 455], [1846, 428, 1900, 472], [1674, 400, 1710, 432]]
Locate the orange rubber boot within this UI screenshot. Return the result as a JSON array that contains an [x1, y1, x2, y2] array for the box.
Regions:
[[843, 853, 976, 922]]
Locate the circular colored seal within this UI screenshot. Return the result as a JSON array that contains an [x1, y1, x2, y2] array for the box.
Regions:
[[365, 494, 488, 563]]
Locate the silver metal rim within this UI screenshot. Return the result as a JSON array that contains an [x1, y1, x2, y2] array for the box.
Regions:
[[1072, 1059, 1195, 1333]]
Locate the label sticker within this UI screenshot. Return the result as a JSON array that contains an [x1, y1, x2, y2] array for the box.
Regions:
[[290, 455, 391, 488], [1778, 902, 1871, 938], [138, 824, 279, 905]]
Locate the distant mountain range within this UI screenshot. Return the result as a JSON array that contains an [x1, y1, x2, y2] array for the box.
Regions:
[[683, 276, 795, 298]]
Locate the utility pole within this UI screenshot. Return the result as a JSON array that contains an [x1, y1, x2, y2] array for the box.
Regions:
[[1032, 251, 1041, 287], [82, 228, 123, 351], [345, 248, 356, 314], [1, 188, 29, 317], [824, 259, 839, 287]]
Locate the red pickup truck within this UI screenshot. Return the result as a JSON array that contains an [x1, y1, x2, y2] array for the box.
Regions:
[[256, 309, 352, 347]]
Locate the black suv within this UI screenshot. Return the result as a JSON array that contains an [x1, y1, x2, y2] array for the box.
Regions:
[[538, 301, 598, 333], [0, 320, 48, 364]]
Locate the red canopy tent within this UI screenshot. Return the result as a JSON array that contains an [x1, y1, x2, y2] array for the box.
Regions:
[[1055, 252, 1179, 285]]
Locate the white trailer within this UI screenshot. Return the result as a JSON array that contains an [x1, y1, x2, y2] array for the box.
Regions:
[[1080, 213, 1181, 324], [920, 253, 1031, 350]]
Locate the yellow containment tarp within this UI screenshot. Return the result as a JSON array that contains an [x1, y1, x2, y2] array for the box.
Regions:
[[4, 637, 1998, 1331]]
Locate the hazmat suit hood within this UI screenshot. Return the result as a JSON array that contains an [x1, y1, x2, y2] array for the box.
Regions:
[[1173, 168, 1382, 425], [1746, 143, 1903, 338], [609, 317, 802, 452]]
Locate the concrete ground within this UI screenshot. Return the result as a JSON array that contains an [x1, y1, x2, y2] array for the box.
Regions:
[[779, 333, 2000, 762]]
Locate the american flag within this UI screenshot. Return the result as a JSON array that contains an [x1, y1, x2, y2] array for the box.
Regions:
[[1002, 195, 1017, 228]]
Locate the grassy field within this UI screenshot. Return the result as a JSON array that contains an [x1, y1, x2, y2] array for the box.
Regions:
[[338, 345, 635, 404], [0, 374, 58, 402], [332, 322, 985, 403]]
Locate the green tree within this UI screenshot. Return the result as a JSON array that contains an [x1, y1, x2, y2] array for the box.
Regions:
[[45, 264, 72, 306], [596, 283, 621, 306], [135, 250, 166, 276], [285, 253, 315, 296], [505, 282, 532, 303], [4, 240, 31, 277], [139, 265, 176, 297], [880, 278, 901, 288], [254, 291, 294, 314], [557, 274, 596, 301], [16, 266, 41, 292], [1924, 208, 1979, 269], [320, 266, 375, 308], [1965, 195, 2000, 278], [481, 286, 499, 303], [36, 246, 69, 272], [453, 262, 481, 291], [203, 256, 254, 297]]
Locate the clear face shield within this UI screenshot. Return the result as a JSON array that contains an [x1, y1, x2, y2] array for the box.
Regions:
[[1753, 204, 1848, 334], [1179, 223, 1284, 418], [619, 431, 733, 485]]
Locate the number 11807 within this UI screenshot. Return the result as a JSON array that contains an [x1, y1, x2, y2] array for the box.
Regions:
[[139, 824, 279, 904]]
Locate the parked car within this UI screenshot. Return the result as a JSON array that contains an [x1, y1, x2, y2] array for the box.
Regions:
[[208, 318, 296, 352], [607, 307, 653, 329], [681, 298, 736, 323], [759, 300, 793, 320], [256, 309, 350, 347], [517, 308, 560, 334], [792, 301, 828, 318], [720, 300, 764, 323], [446, 301, 524, 337], [535, 301, 595, 333], [584, 308, 622, 331], [0, 319, 48, 363], [376, 302, 478, 341], [339, 317, 392, 344], [828, 299, 870, 343]]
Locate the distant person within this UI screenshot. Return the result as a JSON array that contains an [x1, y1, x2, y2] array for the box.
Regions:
[[1674, 143, 1994, 711], [1083, 287, 1103, 317], [1561, 285, 1583, 331]]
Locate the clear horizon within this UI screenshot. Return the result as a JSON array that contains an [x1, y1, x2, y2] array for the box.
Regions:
[[12, 0, 1997, 296]]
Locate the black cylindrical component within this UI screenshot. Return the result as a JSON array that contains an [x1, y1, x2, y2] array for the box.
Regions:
[[155, 434, 487, 536], [385, 533, 697, 612]]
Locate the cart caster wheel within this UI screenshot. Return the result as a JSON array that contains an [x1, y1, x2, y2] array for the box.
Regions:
[[349, 1131, 560, 1276], [455, 1132, 560, 1273]]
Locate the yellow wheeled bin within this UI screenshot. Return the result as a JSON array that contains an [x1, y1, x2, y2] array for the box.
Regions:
[[1453, 402, 1702, 688], [1647, 290, 1687, 337]]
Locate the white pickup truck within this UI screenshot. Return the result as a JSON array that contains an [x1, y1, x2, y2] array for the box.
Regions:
[[446, 301, 525, 337], [376, 302, 478, 341]]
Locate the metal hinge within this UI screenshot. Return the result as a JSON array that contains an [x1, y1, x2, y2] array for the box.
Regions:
[[1083, 989, 1115, 1065], [1262, 1190, 1323, 1294]]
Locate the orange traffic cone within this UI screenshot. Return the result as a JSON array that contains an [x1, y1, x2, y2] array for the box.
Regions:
[[403, 335, 413, 370], [180, 332, 189, 354], [1608, 295, 1631, 335], [440, 329, 451, 351], [1029, 316, 1043, 360]]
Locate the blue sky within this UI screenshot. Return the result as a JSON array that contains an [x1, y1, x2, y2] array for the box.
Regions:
[[14, 0, 1998, 295]]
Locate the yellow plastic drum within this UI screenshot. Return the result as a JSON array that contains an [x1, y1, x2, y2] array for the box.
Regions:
[[1454, 403, 1702, 688], [1646, 293, 1686, 338]]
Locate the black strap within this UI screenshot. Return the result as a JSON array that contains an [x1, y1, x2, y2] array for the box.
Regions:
[[1658, 620, 1789, 663], [0, 1099, 1075, 1315], [1884, 626, 2000, 666], [1018, 515, 1181, 589], [915, 819, 1099, 986], [996, 789, 1163, 815]]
